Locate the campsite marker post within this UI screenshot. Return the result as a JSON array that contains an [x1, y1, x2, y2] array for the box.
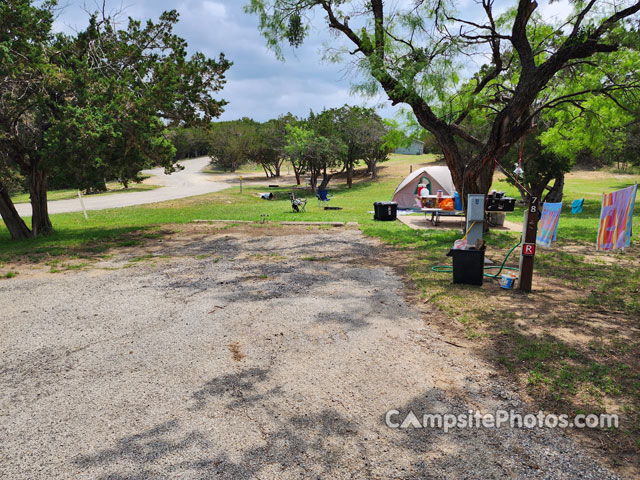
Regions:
[[518, 196, 540, 292], [239, 176, 242, 193], [77, 190, 88, 219]]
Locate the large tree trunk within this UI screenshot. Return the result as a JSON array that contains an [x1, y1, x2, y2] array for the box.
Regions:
[[291, 160, 302, 185], [477, 160, 496, 195], [544, 174, 564, 203], [0, 181, 31, 240], [29, 166, 53, 236], [318, 172, 333, 191], [309, 171, 318, 194], [366, 159, 380, 178]]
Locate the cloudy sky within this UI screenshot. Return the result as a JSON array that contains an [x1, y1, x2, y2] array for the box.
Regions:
[[52, 0, 573, 123]]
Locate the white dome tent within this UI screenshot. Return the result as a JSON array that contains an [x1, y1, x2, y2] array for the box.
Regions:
[[391, 166, 456, 209]]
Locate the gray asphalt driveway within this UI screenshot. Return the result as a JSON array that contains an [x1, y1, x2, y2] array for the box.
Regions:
[[0, 227, 617, 479], [14, 157, 228, 217]]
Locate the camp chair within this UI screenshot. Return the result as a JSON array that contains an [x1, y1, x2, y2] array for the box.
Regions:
[[289, 192, 307, 212], [316, 189, 331, 206]]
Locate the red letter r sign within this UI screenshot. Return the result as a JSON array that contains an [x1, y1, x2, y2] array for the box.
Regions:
[[522, 243, 536, 256]]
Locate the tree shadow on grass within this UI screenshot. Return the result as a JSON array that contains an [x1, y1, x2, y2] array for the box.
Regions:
[[0, 225, 160, 260], [474, 296, 640, 475]]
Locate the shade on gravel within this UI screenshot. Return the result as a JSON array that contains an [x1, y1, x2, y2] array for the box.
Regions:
[[0, 229, 617, 479]]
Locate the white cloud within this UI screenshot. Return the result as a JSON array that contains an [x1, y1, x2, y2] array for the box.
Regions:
[[51, 1, 405, 122], [538, 0, 574, 23], [202, 1, 227, 19]]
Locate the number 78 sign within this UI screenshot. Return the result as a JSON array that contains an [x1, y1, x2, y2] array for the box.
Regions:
[[519, 195, 541, 292]]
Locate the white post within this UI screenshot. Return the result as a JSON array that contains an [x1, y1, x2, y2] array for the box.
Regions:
[[77, 190, 88, 219]]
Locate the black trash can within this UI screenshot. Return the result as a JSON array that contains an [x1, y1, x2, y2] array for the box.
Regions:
[[446, 248, 485, 286], [374, 201, 398, 221]]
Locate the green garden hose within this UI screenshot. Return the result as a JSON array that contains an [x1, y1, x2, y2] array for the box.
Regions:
[[431, 239, 522, 278]]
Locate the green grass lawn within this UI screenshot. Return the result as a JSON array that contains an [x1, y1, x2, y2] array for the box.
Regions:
[[0, 178, 403, 259], [492, 172, 640, 243], [492, 172, 640, 201], [10, 179, 159, 204], [1, 164, 638, 258], [386, 152, 440, 164], [1, 160, 638, 470]]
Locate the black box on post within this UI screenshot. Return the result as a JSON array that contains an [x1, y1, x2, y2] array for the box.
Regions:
[[446, 249, 485, 286]]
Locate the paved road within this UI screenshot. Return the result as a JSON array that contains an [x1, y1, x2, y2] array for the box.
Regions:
[[14, 157, 229, 217]]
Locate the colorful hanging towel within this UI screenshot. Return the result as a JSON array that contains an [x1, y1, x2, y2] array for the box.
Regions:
[[596, 184, 637, 251], [536, 202, 563, 248], [571, 198, 584, 214]]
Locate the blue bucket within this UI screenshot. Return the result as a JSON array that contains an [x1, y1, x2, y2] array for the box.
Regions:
[[499, 273, 517, 289]]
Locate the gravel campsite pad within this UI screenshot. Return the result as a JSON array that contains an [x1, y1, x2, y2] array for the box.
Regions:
[[0, 226, 618, 479]]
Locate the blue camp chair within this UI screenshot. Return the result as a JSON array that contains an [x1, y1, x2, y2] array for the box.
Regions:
[[316, 189, 331, 206]]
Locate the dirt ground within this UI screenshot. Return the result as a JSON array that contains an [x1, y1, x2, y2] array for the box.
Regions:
[[0, 225, 621, 479]]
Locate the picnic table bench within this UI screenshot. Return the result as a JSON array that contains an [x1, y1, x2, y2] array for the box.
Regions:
[[421, 207, 465, 226]]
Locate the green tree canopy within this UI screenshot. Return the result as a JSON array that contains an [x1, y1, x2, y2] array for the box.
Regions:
[[0, 1, 231, 239], [285, 122, 343, 192], [208, 118, 257, 172], [246, 0, 640, 205], [312, 105, 391, 186]]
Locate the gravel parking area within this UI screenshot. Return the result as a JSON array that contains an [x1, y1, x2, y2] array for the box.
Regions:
[[0, 227, 618, 479]]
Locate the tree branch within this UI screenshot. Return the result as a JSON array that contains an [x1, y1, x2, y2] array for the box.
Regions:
[[319, 1, 365, 53], [511, 0, 538, 74], [450, 124, 484, 147], [570, 0, 597, 37]]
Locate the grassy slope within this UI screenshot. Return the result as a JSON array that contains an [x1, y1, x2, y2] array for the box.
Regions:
[[10, 179, 159, 204], [1, 155, 637, 257], [0, 154, 441, 258], [1, 154, 639, 470], [0, 179, 401, 258]]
